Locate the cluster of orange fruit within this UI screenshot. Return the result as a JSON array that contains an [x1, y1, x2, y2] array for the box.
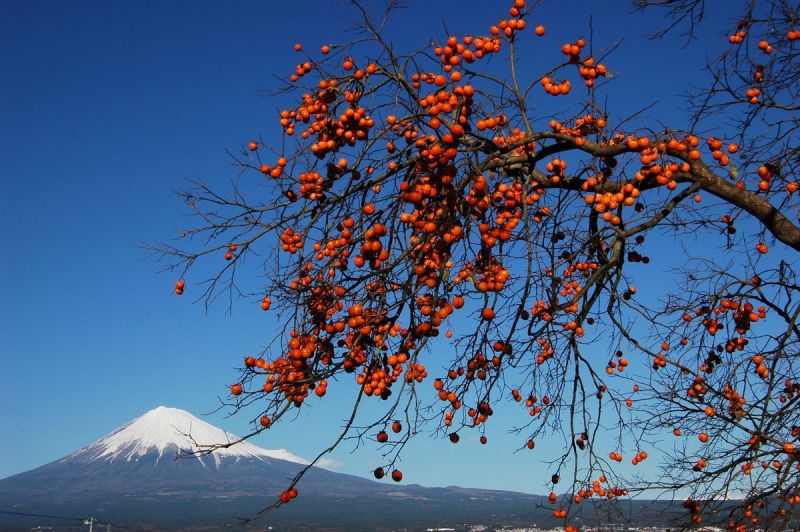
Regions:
[[475, 113, 508, 132], [577, 55, 608, 88], [757, 39, 774, 54], [288, 61, 312, 83], [491, 127, 537, 155], [605, 353, 629, 375], [550, 114, 607, 139], [533, 338, 555, 366], [750, 353, 770, 379], [473, 257, 510, 293], [745, 86, 762, 104], [355, 362, 397, 397], [631, 449, 648, 466], [259, 155, 288, 179], [728, 29, 747, 44], [354, 222, 390, 270], [279, 86, 335, 139], [686, 375, 709, 400], [312, 106, 375, 158], [723, 384, 747, 417], [278, 486, 298, 504], [431, 33, 501, 78], [684, 498, 702, 524], [279, 227, 303, 253], [540, 75, 571, 96]]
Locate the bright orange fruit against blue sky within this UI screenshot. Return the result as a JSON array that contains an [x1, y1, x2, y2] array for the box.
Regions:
[[1, 0, 737, 494]]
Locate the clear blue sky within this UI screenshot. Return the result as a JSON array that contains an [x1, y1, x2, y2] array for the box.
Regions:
[[1, 0, 740, 495]]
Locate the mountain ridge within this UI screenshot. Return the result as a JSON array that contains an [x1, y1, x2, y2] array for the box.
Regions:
[[0, 406, 701, 531]]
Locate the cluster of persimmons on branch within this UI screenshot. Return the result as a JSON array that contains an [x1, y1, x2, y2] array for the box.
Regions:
[[162, 0, 800, 529]]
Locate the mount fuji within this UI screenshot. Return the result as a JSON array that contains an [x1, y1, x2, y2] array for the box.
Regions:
[[63, 405, 309, 468], [0, 406, 558, 530]]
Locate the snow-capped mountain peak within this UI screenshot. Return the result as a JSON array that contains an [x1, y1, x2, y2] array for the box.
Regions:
[[68, 405, 308, 467]]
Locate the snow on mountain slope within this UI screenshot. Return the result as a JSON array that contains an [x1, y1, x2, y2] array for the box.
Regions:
[[67, 405, 308, 467]]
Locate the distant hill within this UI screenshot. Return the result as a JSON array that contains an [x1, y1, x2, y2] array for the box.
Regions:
[[0, 406, 708, 531]]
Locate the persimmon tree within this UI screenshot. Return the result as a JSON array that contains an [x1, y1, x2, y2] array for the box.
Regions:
[[157, 0, 800, 529]]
